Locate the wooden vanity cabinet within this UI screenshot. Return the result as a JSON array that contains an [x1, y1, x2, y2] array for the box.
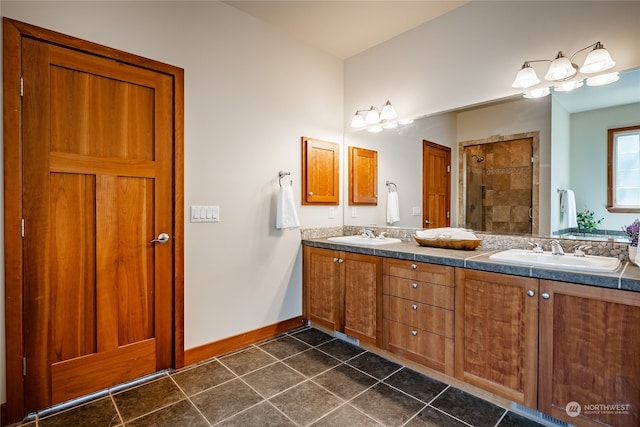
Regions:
[[538, 280, 640, 427], [455, 269, 539, 408], [382, 259, 455, 376], [303, 246, 382, 346]]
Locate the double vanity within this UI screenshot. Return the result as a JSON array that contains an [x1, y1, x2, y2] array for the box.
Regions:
[[302, 233, 640, 427]]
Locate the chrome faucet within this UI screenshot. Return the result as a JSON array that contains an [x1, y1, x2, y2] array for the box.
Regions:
[[362, 228, 376, 239], [574, 245, 591, 257], [550, 240, 564, 255]]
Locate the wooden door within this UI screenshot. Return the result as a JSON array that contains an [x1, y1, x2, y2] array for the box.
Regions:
[[455, 269, 538, 407], [423, 141, 450, 228], [20, 36, 174, 412], [342, 252, 382, 345], [538, 280, 640, 427], [348, 146, 378, 205], [303, 246, 340, 330]]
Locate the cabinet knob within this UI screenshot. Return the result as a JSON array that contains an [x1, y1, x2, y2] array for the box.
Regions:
[[333, 257, 339, 262], [411, 330, 418, 336], [308, 191, 313, 196], [411, 304, 418, 310], [527, 290, 535, 297], [411, 264, 418, 270], [542, 292, 551, 300], [411, 283, 418, 289], [338, 258, 344, 263]]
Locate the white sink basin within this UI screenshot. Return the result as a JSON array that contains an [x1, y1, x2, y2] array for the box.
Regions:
[[327, 235, 402, 246], [489, 249, 621, 273]]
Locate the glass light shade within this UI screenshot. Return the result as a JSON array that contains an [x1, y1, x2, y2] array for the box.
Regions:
[[586, 72, 620, 86], [544, 53, 577, 81], [523, 87, 550, 98], [364, 107, 380, 124], [580, 44, 615, 74], [380, 100, 398, 120], [350, 112, 366, 128], [554, 80, 584, 92], [512, 64, 540, 89], [367, 125, 383, 133]]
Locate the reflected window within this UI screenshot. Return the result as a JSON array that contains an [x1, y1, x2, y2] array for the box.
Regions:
[[608, 125, 640, 212]]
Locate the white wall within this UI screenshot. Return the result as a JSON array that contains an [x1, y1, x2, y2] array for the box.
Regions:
[[570, 103, 640, 231], [0, 0, 343, 405]]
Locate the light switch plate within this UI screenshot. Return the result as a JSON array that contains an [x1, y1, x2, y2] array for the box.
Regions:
[[412, 207, 421, 216], [191, 205, 220, 222]]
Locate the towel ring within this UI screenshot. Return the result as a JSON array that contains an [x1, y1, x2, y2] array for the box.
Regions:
[[279, 170, 292, 187], [386, 181, 397, 192]]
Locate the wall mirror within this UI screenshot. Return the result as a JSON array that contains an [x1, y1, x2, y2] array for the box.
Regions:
[[342, 67, 640, 243]]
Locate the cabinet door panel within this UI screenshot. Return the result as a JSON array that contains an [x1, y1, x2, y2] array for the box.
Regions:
[[455, 269, 538, 407], [539, 280, 640, 427], [302, 137, 339, 205], [343, 253, 382, 345], [303, 246, 339, 330]]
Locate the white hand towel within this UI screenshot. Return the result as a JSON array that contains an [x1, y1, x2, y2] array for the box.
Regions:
[[564, 189, 578, 228], [387, 191, 400, 224], [276, 186, 300, 229]]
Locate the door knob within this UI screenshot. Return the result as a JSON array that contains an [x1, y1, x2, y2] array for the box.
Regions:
[[150, 233, 170, 244]]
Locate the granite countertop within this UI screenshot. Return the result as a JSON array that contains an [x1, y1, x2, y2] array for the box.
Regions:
[[302, 238, 640, 293]]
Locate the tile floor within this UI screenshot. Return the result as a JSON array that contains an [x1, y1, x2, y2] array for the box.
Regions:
[[14, 327, 545, 427]]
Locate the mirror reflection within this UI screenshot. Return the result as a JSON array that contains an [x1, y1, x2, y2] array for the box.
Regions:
[[343, 67, 640, 243]]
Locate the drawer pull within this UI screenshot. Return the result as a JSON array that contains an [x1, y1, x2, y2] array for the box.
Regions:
[[411, 304, 418, 310], [411, 330, 418, 336], [411, 283, 418, 289], [411, 263, 418, 270]]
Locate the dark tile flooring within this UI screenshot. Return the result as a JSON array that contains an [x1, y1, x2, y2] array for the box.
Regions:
[[15, 327, 545, 427]]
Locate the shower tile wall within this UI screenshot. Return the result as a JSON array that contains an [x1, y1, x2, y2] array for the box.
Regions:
[[466, 139, 533, 234]]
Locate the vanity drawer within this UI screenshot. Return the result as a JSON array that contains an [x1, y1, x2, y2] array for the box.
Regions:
[[383, 258, 453, 287], [385, 319, 454, 375], [384, 295, 454, 339], [383, 276, 454, 309]]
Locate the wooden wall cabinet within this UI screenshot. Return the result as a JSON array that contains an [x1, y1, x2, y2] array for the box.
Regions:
[[455, 269, 539, 408], [349, 146, 377, 205], [538, 280, 640, 427], [382, 259, 455, 376], [303, 246, 382, 345], [301, 137, 339, 205]]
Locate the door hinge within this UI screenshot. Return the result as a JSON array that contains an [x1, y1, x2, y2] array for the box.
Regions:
[[20, 77, 24, 97], [23, 356, 27, 376], [21, 218, 25, 237], [447, 165, 451, 173], [447, 211, 450, 219]]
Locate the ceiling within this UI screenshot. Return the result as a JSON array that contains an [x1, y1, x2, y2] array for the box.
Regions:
[[222, 0, 470, 59]]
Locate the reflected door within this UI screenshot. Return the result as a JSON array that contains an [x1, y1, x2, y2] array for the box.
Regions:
[[423, 141, 451, 228]]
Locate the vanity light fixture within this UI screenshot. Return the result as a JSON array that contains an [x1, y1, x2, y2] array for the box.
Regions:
[[512, 41, 617, 97], [350, 100, 398, 128]]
